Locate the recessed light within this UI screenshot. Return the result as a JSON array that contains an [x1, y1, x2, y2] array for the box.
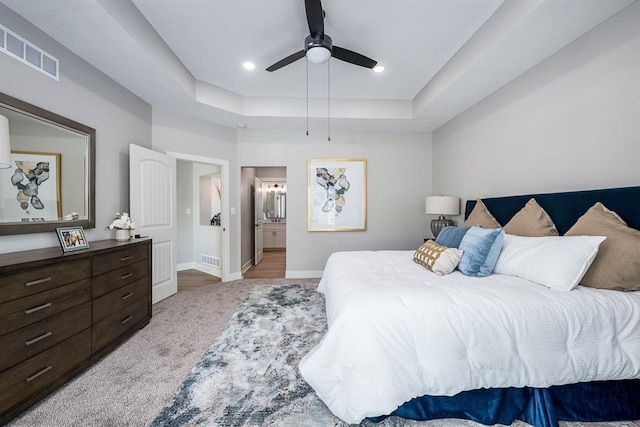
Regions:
[[373, 65, 385, 73], [243, 62, 255, 70]]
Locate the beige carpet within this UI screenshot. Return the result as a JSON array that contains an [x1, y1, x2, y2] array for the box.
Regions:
[[8, 278, 317, 427]]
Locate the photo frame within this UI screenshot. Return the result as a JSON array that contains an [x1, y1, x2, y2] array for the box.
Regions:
[[2, 151, 62, 222], [308, 158, 367, 232], [56, 226, 89, 252]]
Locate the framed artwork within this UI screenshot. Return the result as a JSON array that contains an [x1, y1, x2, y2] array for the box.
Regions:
[[2, 151, 62, 222], [56, 226, 89, 252], [308, 158, 367, 231]]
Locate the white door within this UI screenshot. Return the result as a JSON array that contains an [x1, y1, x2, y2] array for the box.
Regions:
[[254, 177, 264, 265], [130, 144, 177, 304]]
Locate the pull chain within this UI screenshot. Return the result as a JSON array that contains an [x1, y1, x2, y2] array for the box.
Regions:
[[306, 58, 309, 136], [327, 59, 331, 142]]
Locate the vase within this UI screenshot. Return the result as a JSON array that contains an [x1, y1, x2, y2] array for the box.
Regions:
[[114, 229, 130, 241]]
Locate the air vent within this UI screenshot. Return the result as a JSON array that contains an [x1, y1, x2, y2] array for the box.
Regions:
[[0, 24, 59, 80], [201, 254, 221, 267]]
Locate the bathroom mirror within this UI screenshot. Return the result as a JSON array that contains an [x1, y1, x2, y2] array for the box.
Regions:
[[0, 92, 95, 235], [263, 182, 286, 221]]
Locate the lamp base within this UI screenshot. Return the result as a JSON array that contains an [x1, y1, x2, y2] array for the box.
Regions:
[[430, 216, 454, 238]]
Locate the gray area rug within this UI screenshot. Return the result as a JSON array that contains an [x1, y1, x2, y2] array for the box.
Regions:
[[150, 283, 334, 426]]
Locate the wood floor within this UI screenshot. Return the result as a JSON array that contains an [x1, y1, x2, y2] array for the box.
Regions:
[[177, 269, 221, 290], [244, 249, 286, 279], [177, 250, 286, 290]]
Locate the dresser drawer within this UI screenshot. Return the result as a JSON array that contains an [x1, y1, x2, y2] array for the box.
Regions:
[[92, 244, 148, 276], [92, 260, 148, 298], [0, 303, 91, 372], [92, 278, 148, 324], [92, 296, 148, 353], [0, 259, 91, 304], [0, 329, 91, 416], [0, 280, 91, 336]]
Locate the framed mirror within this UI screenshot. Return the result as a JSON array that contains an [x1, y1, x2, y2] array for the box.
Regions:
[[262, 181, 286, 222], [0, 92, 95, 235]]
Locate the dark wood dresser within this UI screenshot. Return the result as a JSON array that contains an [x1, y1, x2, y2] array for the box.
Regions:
[[0, 238, 152, 424]]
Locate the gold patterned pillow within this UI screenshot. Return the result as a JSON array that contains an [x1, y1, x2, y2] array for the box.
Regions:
[[463, 199, 500, 228], [503, 198, 559, 237], [414, 240, 464, 276]]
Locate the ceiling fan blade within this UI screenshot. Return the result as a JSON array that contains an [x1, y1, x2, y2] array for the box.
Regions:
[[332, 46, 377, 69], [265, 50, 306, 72], [305, 0, 324, 36]]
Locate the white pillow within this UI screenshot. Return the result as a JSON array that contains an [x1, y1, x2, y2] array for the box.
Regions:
[[494, 234, 606, 291]]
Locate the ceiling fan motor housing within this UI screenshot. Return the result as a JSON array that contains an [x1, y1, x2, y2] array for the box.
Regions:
[[305, 34, 332, 63]]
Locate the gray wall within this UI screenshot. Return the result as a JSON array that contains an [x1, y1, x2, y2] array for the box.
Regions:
[[432, 1, 640, 221], [0, 4, 152, 253], [176, 160, 194, 264], [238, 130, 433, 276], [150, 107, 240, 275]]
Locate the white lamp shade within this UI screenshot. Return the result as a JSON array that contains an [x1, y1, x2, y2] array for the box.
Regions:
[[425, 196, 460, 216], [0, 114, 11, 169], [306, 46, 331, 64]]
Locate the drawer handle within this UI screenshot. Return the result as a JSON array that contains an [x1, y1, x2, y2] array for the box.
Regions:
[[24, 331, 53, 346], [25, 277, 52, 287], [120, 273, 134, 280], [25, 366, 52, 383], [120, 255, 133, 262], [121, 292, 134, 300], [25, 302, 52, 315], [121, 315, 134, 324]]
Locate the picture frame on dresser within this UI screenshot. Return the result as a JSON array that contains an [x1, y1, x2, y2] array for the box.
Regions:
[[56, 226, 89, 252]]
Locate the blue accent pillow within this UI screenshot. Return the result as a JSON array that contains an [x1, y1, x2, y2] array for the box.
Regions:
[[458, 226, 505, 277], [435, 226, 471, 248]]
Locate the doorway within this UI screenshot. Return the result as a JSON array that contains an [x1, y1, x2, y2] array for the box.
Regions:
[[130, 145, 230, 303], [241, 166, 287, 278], [170, 151, 231, 286]]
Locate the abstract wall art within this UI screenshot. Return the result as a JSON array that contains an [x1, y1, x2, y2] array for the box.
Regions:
[[307, 158, 366, 232]]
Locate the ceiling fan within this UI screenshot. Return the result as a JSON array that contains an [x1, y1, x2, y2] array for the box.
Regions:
[[266, 0, 378, 72]]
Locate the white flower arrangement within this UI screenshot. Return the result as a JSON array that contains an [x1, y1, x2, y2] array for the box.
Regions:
[[108, 212, 136, 230]]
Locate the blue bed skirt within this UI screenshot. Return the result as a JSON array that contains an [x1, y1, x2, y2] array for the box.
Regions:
[[369, 380, 640, 427]]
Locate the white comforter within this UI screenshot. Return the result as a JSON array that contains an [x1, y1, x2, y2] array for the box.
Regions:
[[298, 250, 640, 424]]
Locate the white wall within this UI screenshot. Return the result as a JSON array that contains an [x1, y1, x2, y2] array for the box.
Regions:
[[0, 4, 152, 253], [432, 2, 640, 217], [193, 163, 222, 276], [238, 130, 433, 276]]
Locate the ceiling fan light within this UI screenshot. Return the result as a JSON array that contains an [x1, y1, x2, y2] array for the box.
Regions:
[[306, 46, 331, 64]]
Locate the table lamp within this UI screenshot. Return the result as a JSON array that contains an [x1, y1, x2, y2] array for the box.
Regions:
[[425, 195, 460, 238]]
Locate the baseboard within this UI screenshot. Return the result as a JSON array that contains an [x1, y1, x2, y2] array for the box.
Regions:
[[194, 263, 221, 278], [285, 270, 323, 279], [177, 262, 196, 271], [241, 258, 254, 274], [177, 262, 221, 278]]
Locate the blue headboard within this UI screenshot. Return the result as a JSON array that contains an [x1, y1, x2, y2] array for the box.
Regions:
[[465, 186, 640, 235]]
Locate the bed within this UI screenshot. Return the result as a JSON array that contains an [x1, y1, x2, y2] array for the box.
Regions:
[[299, 186, 640, 427]]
